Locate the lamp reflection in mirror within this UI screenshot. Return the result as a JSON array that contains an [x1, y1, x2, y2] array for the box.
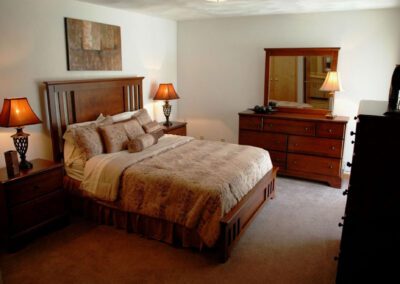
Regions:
[[0, 98, 42, 169], [320, 71, 342, 119], [153, 83, 180, 126]]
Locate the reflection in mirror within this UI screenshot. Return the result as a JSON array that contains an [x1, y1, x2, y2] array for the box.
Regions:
[[269, 56, 332, 110]]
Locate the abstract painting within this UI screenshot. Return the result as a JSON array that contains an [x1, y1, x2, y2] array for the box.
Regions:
[[65, 18, 122, 71]]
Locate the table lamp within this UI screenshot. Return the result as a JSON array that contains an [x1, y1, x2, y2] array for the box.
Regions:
[[0, 98, 42, 169], [153, 83, 180, 126], [320, 71, 342, 119]]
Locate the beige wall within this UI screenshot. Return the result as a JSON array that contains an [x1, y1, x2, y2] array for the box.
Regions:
[[178, 8, 400, 171], [0, 0, 177, 167]]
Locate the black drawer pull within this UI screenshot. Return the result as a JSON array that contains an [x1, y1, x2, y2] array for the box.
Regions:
[[343, 190, 348, 196], [354, 116, 358, 120], [347, 162, 352, 167], [351, 140, 355, 144], [341, 216, 346, 220], [350, 131, 356, 136], [334, 256, 339, 261], [338, 223, 343, 227]]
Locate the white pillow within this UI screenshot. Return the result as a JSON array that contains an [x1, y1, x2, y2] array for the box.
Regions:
[[112, 110, 139, 123]]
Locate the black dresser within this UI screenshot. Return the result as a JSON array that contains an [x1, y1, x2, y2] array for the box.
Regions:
[[336, 100, 400, 283]]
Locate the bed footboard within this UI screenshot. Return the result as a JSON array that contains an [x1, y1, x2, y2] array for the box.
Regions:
[[219, 166, 278, 262]]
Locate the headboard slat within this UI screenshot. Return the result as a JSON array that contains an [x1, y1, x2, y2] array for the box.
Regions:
[[45, 77, 144, 162]]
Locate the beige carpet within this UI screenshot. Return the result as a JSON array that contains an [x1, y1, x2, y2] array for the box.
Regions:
[[0, 176, 347, 284]]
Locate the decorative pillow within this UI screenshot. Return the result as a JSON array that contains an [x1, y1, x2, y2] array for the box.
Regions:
[[63, 114, 106, 145], [132, 108, 152, 126], [142, 120, 164, 134], [122, 118, 145, 140], [111, 110, 139, 123], [74, 123, 105, 160], [127, 133, 159, 153], [98, 123, 129, 153], [67, 116, 113, 161], [151, 129, 164, 140]]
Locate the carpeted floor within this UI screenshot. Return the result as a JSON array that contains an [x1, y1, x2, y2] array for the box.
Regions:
[[0, 176, 347, 284]]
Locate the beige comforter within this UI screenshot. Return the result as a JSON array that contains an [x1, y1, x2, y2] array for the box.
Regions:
[[81, 136, 272, 247]]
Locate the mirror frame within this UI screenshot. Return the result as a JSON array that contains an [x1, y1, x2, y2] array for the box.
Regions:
[[264, 47, 340, 115]]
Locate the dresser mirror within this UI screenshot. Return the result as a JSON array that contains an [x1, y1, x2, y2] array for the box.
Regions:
[[264, 48, 340, 114]]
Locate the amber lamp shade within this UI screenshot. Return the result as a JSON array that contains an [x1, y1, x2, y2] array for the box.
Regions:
[[153, 83, 180, 126], [0, 98, 42, 170], [320, 71, 342, 119]]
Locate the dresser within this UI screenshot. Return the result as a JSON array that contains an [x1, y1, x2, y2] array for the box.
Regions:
[[0, 159, 68, 251], [239, 110, 348, 188], [336, 101, 400, 283]]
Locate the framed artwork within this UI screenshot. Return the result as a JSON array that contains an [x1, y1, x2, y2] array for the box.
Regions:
[[64, 18, 122, 71]]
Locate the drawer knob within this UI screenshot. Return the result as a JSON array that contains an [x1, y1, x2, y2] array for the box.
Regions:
[[343, 190, 348, 196], [341, 216, 346, 220], [304, 127, 309, 131], [328, 129, 333, 133], [328, 165, 333, 169], [294, 143, 299, 147], [354, 116, 358, 120], [330, 146, 335, 150], [350, 131, 356, 136], [338, 223, 343, 227], [293, 160, 297, 164], [351, 140, 355, 144], [334, 256, 339, 261], [347, 162, 352, 167]]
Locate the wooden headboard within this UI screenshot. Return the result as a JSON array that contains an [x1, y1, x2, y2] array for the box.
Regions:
[[45, 77, 144, 162]]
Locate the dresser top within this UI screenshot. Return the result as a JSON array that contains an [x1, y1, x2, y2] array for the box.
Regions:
[[239, 110, 349, 123]]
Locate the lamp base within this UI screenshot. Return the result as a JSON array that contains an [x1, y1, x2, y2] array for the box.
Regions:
[[163, 121, 172, 127], [19, 159, 33, 170], [11, 127, 33, 170], [325, 112, 336, 119]]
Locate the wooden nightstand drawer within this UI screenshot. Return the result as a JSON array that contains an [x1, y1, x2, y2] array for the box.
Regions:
[[162, 121, 187, 136], [10, 189, 66, 234], [7, 167, 63, 206]]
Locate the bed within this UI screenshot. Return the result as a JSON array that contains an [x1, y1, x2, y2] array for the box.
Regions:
[[45, 77, 278, 262]]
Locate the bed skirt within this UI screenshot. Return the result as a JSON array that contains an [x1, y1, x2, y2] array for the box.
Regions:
[[64, 176, 204, 249]]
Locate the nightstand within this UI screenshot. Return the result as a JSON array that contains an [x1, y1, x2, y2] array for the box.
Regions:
[[0, 159, 68, 251], [161, 121, 187, 136]]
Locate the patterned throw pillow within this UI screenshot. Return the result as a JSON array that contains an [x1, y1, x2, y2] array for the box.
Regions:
[[122, 118, 145, 140], [127, 133, 159, 153], [74, 123, 104, 160], [70, 116, 113, 160], [142, 120, 164, 134], [98, 123, 129, 153], [132, 108, 152, 126]]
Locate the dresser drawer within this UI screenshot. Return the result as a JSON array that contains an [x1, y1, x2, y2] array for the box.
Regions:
[[239, 116, 262, 131], [263, 118, 316, 136], [317, 122, 346, 139], [269, 151, 287, 169], [7, 167, 63, 206], [288, 136, 343, 158], [239, 130, 287, 151], [10, 189, 66, 234], [287, 153, 341, 176]]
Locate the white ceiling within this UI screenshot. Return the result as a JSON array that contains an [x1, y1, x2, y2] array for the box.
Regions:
[[77, 0, 400, 20]]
